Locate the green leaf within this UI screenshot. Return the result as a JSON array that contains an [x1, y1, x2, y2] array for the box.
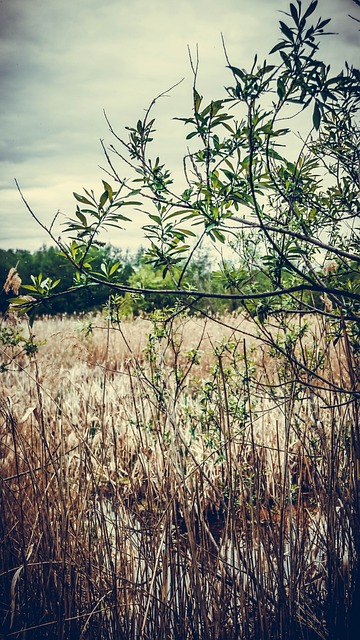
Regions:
[[277, 78, 286, 100], [148, 214, 162, 224], [210, 100, 222, 117], [210, 229, 226, 243], [221, 168, 236, 181], [109, 262, 121, 276], [177, 228, 196, 237], [269, 41, 287, 55], [76, 211, 87, 226], [313, 101, 321, 130], [318, 18, 331, 30], [267, 148, 285, 161], [279, 21, 294, 42], [228, 66, 245, 80], [261, 65, 276, 76], [21, 284, 38, 292], [303, 0, 318, 21], [115, 214, 132, 222], [77, 208, 97, 215], [102, 180, 113, 201], [289, 3, 299, 25], [99, 191, 108, 208], [193, 89, 202, 114], [220, 122, 234, 133], [73, 193, 94, 206]]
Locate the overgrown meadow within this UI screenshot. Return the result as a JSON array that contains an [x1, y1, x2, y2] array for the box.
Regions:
[[1, 1, 359, 637], [1, 309, 358, 639]]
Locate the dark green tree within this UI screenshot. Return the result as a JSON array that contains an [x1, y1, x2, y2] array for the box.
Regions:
[[1, 245, 135, 316]]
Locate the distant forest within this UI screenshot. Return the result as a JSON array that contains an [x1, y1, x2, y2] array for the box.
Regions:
[[0, 244, 238, 317], [1, 244, 358, 318]]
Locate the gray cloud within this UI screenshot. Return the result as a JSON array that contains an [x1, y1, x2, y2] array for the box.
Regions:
[[0, 0, 358, 251]]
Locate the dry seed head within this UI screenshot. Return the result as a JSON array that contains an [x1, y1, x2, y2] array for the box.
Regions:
[[320, 293, 333, 313], [3, 267, 21, 295], [323, 260, 338, 276]]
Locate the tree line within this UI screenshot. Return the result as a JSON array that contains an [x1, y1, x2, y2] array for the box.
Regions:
[[0, 244, 237, 317], [2, 243, 358, 320]]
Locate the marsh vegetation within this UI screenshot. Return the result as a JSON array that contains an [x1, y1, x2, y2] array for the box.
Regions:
[[1, 310, 359, 638], [1, 1, 359, 636]]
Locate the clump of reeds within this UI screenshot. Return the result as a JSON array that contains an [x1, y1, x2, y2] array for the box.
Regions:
[[0, 311, 359, 638]]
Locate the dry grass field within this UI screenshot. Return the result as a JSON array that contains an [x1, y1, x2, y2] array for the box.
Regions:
[[0, 310, 359, 639]]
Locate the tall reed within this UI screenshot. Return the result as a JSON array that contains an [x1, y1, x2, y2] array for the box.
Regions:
[[0, 311, 358, 638]]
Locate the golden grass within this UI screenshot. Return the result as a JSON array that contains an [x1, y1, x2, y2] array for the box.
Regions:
[[0, 311, 358, 638]]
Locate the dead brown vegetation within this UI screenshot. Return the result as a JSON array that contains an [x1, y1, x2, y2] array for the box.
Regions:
[[0, 312, 359, 639]]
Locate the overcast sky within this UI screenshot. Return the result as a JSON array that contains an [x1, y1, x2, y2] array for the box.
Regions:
[[0, 0, 358, 253]]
